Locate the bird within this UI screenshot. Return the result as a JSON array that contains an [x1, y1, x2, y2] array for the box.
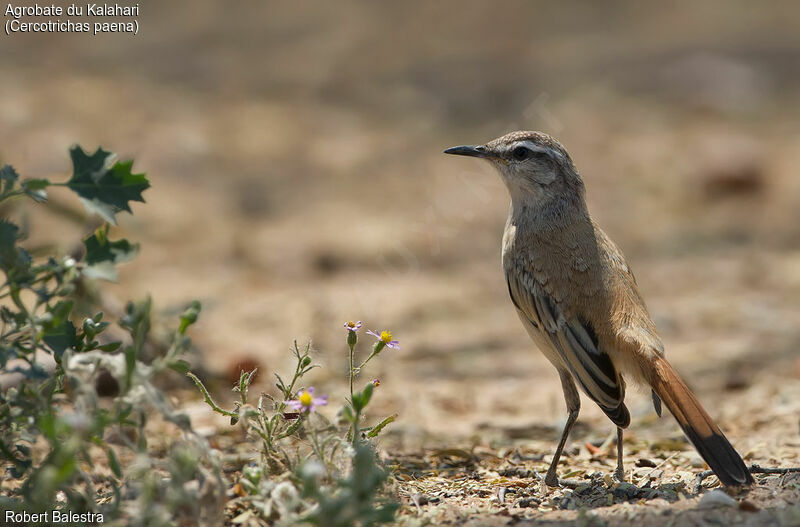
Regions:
[[444, 131, 753, 487]]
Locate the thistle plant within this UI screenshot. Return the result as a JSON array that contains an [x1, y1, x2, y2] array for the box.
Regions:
[[0, 147, 224, 525]]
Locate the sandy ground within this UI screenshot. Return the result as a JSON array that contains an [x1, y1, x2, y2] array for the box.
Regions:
[[1, 2, 799, 524]]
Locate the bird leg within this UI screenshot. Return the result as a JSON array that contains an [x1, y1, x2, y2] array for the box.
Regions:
[[545, 370, 581, 487], [615, 426, 625, 482]]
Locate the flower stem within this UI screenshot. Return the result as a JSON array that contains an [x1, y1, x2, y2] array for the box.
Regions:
[[348, 342, 355, 401], [357, 351, 378, 370], [307, 416, 331, 478], [347, 338, 360, 446], [352, 408, 361, 448]]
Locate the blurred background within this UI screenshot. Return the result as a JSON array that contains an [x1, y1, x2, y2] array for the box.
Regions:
[[1, 1, 798, 450]]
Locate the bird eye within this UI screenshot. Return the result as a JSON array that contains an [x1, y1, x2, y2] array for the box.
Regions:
[[512, 146, 531, 161]]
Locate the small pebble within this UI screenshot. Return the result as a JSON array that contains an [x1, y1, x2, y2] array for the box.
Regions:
[[411, 493, 429, 506], [516, 497, 541, 508], [698, 489, 736, 508], [635, 468, 664, 482], [687, 455, 705, 468]]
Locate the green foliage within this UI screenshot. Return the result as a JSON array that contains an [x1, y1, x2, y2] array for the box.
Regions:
[[0, 148, 223, 525], [82, 226, 139, 281], [66, 146, 149, 225], [191, 326, 400, 525], [298, 445, 399, 527]]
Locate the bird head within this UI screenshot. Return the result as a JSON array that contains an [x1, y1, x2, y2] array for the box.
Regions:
[[445, 131, 585, 208]]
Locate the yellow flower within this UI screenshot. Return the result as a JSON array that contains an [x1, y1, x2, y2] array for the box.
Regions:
[[298, 390, 313, 407], [287, 387, 327, 413], [367, 329, 400, 350]]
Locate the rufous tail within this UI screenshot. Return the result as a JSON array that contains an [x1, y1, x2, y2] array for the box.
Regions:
[[649, 356, 753, 486]]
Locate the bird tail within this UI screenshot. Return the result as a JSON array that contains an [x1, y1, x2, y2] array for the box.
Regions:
[[648, 356, 753, 486]]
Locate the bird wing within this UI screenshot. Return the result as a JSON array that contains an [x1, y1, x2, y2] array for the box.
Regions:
[[507, 268, 630, 427], [593, 224, 663, 417]]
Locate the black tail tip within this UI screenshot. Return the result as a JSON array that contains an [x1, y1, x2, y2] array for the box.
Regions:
[[717, 465, 754, 487], [685, 429, 754, 487]]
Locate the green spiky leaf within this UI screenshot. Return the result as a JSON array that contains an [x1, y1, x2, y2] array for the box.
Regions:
[[82, 228, 139, 281], [66, 146, 149, 225]]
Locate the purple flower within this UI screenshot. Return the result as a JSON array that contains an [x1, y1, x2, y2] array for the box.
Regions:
[[344, 320, 362, 333], [367, 330, 400, 350], [286, 387, 328, 413]]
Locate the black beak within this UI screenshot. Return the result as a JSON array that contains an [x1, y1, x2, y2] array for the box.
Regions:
[[443, 145, 490, 158]]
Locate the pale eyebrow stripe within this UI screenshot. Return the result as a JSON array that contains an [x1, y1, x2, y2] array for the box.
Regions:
[[513, 140, 563, 160]]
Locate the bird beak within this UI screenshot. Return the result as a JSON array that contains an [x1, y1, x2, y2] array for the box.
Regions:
[[443, 145, 491, 158]]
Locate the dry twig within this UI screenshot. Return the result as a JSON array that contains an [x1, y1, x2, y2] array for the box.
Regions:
[[692, 464, 800, 493]]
